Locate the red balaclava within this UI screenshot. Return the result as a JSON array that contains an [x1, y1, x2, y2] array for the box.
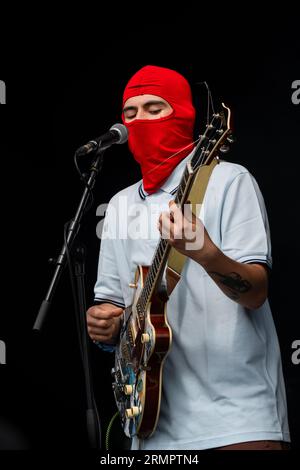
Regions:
[[122, 65, 196, 194]]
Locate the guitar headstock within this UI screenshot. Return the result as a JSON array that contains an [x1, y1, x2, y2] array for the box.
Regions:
[[191, 103, 234, 172]]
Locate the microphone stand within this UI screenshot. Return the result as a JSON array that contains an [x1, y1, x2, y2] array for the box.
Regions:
[[33, 149, 105, 449]]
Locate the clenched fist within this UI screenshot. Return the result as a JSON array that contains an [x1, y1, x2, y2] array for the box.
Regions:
[[86, 303, 123, 344]]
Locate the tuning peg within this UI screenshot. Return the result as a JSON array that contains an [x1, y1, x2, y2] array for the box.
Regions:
[[227, 135, 235, 143], [219, 144, 230, 153]]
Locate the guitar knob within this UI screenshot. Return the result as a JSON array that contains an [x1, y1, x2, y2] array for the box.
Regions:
[[124, 384, 133, 395], [125, 406, 140, 418], [141, 333, 150, 343]]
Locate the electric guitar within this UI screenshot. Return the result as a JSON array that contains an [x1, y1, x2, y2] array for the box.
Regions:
[[112, 104, 233, 438]]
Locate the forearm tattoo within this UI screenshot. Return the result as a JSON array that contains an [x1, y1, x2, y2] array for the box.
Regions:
[[209, 271, 252, 301]]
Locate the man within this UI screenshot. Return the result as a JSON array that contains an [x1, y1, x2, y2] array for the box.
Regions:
[[86, 65, 290, 450]]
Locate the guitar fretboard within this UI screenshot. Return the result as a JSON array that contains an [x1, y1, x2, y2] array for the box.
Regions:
[[136, 111, 227, 320]]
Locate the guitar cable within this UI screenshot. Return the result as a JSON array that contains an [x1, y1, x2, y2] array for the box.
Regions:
[[105, 411, 120, 450]]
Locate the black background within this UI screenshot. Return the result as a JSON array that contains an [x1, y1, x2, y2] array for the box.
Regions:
[[0, 7, 299, 453]]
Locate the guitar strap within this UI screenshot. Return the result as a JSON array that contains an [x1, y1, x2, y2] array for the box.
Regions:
[[166, 157, 219, 295]]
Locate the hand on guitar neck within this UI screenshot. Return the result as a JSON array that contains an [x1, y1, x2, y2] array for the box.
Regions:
[[159, 200, 268, 310]]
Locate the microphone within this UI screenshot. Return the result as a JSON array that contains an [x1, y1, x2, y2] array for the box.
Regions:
[[76, 123, 128, 156]]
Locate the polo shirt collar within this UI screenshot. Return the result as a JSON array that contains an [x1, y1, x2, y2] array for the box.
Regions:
[[138, 149, 195, 200]]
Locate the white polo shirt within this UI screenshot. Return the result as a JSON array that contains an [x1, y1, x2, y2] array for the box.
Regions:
[[94, 153, 290, 450]]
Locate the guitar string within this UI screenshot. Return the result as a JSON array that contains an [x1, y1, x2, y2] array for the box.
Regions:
[[137, 114, 223, 311]]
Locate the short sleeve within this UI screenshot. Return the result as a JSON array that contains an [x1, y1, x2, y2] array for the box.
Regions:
[[220, 172, 272, 268], [94, 202, 125, 307]]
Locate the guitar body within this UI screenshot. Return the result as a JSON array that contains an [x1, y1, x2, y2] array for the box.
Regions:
[[112, 265, 172, 438]]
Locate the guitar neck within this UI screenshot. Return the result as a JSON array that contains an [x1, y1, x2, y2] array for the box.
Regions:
[[136, 106, 232, 316], [136, 148, 203, 314]]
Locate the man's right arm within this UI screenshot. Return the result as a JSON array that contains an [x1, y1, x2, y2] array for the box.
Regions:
[[86, 303, 123, 344]]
